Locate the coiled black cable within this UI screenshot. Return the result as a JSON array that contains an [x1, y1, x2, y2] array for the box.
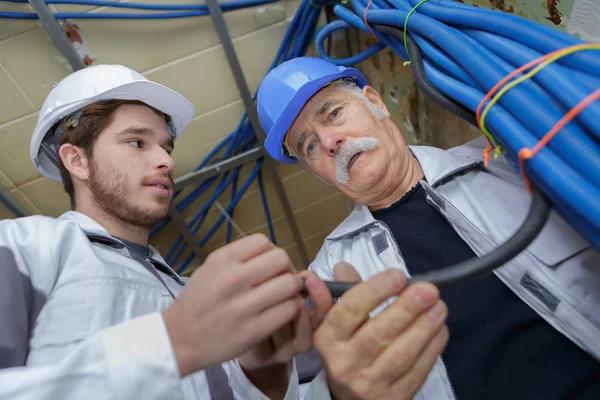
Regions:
[[374, 24, 479, 127], [302, 184, 550, 296]]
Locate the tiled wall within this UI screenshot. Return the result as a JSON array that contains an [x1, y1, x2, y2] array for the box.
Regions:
[[0, 0, 352, 270]]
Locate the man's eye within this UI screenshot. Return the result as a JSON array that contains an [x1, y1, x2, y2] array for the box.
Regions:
[[128, 140, 142, 148], [330, 108, 341, 120], [307, 142, 316, 155]]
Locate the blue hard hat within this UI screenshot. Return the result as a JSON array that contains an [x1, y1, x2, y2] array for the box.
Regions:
[[257, 57, 368, 164]]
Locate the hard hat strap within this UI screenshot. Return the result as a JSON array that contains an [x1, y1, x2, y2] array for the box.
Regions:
[[40, 109, 84, 167]]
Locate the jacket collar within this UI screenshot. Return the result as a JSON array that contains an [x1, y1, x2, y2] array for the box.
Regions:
[[58, 211, 169, 265], [409, 144, 482, 188], [327, 144, 482, 240]]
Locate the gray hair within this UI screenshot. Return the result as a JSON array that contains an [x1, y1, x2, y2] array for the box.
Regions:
[[331, 81, 387, 121], [285, 81, 386, 163]]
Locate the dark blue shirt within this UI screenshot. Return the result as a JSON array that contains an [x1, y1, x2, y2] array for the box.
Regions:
[[372, 183, 600, 400]]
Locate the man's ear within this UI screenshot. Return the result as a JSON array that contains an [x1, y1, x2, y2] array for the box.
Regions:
[[58, 144, 90, 182], [362, 85, 391, 118]]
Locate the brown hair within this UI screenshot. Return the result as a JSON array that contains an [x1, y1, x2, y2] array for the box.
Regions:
[[57, 100, 166, 209]]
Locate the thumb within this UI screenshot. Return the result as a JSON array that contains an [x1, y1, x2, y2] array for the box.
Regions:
[[333, 262, 362, 282]]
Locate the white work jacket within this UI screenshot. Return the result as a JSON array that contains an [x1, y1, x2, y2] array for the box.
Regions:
[[0, 211, 304, 400], [303, 136, 600, 400]]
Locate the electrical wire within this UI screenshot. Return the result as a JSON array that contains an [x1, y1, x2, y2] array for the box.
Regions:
[[519, 88, 600, 192], [301, 184, 551, 296], [0, 0, 279, 19], [315, 0, 600, 251], [478, 44, 600, 146], [3, 0, 278, 10], [374, 25, 478, 127]]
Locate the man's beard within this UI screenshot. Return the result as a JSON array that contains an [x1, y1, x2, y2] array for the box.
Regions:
[[88, 160, 169, 229]]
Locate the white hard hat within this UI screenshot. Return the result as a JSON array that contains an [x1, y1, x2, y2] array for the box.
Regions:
[[30, 64, 195, 182]]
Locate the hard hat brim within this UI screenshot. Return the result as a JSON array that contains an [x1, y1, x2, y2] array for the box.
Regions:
[[263, 68, 368, 164], [31, 79, 195, 182]]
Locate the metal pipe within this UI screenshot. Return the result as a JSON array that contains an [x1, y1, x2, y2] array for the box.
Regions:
[[27, 0, 86, 71], [174, 147, 261, 191], [0, 187, 28, 218], [168, 204, 207, 266], [205, 0, 310, 267]]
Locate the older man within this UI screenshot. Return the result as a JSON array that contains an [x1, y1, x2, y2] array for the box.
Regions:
[[257, 57, 600, 400]]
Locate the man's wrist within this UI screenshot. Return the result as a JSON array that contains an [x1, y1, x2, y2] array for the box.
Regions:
[[162, 308, 195, 377]]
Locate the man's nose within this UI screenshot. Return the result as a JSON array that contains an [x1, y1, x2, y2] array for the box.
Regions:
[[155, 148, 175, 173], [321, 132, 345, 156]]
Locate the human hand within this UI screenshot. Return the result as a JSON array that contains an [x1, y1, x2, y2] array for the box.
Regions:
[[162, 234, 305, 377], [305, 263, 449, 400]]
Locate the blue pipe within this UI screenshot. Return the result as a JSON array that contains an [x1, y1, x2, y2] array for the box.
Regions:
[[1, 0, 280, 19], [464, 30, 600, 91], [361, 8, 600, 189], [2, 11, 209, 19], [4, 0, 278, 10], [462, 29, 600, 136], [412, 34, 478, 88], [316, 20, 387, 66], [343, 1, 595, 164], [323, 0, 600, 247], [424, 63, 600, 234], [169, 169, 241, 265], [177, 160, 263, 273], [333, 5, 410, 61], [404, 0, 600, 77]]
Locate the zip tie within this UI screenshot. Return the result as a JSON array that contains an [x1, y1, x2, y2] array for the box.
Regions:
[[477, 43, 600, 161], [214, 200, 246, 238], [519, 88, 600, 193], [403, 0, 428, 66]]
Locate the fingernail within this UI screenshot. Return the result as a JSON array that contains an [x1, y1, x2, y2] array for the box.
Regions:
[[415, 286, 437, 308], [435, 325, 450, 343], [306, 275, 322, 293], [384, 270, 404, 289], [428, 301, 447, 322]]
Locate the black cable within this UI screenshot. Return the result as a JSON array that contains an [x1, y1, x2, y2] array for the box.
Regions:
[[373, 25, 479, 127], [325, 5, 333, 56], [301, 185, 551, 296], [345, 28, 352, 58]]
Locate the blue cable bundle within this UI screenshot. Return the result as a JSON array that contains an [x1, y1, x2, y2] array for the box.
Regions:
[[315, 0, 600, 250], [148, 0, 328, 273], [1, 0, 280, 19]]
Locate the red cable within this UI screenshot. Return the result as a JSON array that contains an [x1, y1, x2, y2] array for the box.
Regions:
[[519, 88, 600, 192], [363, 0, 377, 39]]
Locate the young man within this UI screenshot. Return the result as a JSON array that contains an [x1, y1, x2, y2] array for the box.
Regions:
[[0, 64, 315, 399]]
